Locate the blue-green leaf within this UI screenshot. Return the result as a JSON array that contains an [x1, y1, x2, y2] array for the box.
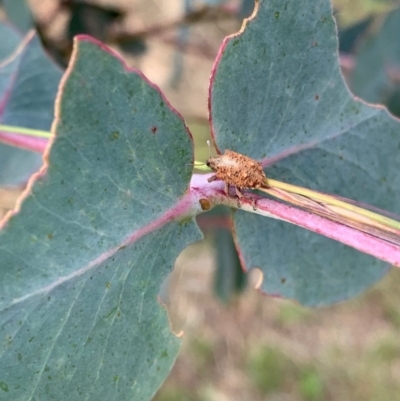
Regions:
[[210, 0, 400, 305], [0, 36, 200, 400]]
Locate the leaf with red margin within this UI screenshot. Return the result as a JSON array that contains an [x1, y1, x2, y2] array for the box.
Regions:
[[209, 0, 400, 306], [0, 36, 201, 401], [0, 28, 61, 186]]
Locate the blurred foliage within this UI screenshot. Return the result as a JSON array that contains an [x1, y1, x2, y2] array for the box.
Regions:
[[276, 302, 313, 326], [338, 15, 373, 53], [333, 0, 398, 26], [2, 0, 33, 32], [212, 222, 247, 303], [65, 1, 122, 42], [154, 270, 400, 401], [299, 368, 325, 401], [247, 346, 298, 395], [63, 0, 148, 56], [349, 7, 400, 117]]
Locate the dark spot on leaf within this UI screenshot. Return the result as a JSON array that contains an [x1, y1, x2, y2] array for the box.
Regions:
[[29, 337, 35, 343], [315, 94, 319, 100], [281, 278, 286, 284], [47, 233, 53, 240], [151, 126, 157, 134], [0, 381, 9, 392], [275, 11, 280, 19], [110, 131, 120, 140]]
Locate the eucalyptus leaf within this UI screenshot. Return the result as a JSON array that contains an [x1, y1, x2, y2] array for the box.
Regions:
[[0, 37, 200, 401], [210, 0, 400, 305]]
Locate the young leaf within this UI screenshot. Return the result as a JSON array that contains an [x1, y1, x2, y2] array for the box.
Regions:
[[209, 0, 400, 305], [0, 36, 201, 401]]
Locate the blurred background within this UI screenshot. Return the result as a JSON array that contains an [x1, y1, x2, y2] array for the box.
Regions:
[[2, 0, 400, 400]]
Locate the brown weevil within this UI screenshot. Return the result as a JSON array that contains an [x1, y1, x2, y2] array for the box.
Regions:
[[206, 143, 269, 209]]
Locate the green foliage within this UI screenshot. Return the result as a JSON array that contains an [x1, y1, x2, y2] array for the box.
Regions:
[[299, 368, 325, 401], [190, 338, 214, 371], [247, 346, 297, 394], [277, 302, 312, 326], [247, 345, 325, 400]]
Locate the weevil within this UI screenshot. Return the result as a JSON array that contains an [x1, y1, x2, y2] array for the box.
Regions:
[[206, 147, 269, 209]]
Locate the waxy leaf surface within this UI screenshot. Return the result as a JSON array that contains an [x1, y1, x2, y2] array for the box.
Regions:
[[0, 37, 200, 401], [350, 7, 400, 116], [0, 28, 61, 186], [210, 0, 400, 305], [3, 0, 33, 33], [0, 22, 21, 58]]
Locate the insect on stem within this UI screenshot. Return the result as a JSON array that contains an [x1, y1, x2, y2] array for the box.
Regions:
[[206, 147, 269, 210]]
